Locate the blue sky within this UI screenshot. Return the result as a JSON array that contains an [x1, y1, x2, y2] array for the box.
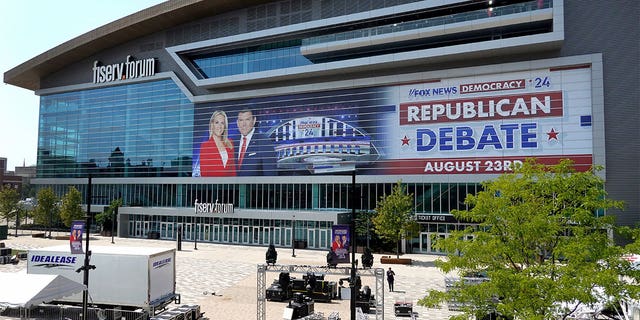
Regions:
[[0, 0, 165, 171]]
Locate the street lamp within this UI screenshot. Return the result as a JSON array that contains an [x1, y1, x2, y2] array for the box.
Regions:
[[79, 175, 96, 320], [194, 215, 198, 250], [366, 216, 371, 249], [48, 205, 53, 239], [111, 206, 117, 244], [350, 170, 357, 320], [291, 215, 296, 257], [8, 209, 18, 237]]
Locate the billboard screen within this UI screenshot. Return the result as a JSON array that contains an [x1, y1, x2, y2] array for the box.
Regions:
[[193, 65, 593, 177]]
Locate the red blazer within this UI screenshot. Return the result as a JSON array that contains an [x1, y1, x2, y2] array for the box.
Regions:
[[199, 139, 236, 177]]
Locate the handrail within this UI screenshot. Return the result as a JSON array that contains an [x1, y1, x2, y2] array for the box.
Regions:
[[302, 0, 552, 47]]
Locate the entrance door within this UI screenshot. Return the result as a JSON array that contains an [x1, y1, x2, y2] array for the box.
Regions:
[[284, 228, 292, 247], [318, 229, 328, 249], [204, 225, 210, 241], [253, 227, 261, 245], [421, 232, 448, 254], [184, 223, 193, 241], [135, 221, 142, 238], [263, 228, 271, 245], [273, 228, 281, 246], [160, 222, 174, 239], [175, 223, 182, 241], [232, 226, 240, 243], [242, 226, 250, 244], [307, 229, 317, 248], [194, 223, 202, 242], [213, 225, 220, 242], [420, 233, 429, 253], [222, 225, 229, 242], [143, 221, 151, 238]]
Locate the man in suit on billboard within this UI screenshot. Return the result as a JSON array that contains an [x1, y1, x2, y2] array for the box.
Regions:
[[236, 109, 277, 176]]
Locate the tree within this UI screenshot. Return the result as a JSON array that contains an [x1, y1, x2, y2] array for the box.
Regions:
[[355, 210, 377, 249], [417, 159, 638, 320], [372, 181, 418, 259], [0, 185, 20, 224], [59, 186, 84, 227], [96, 198, 122, 232], [33, 187, 59, 235]]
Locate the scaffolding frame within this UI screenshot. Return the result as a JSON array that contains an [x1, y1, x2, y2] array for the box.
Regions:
[[257, 264, 384, 320]]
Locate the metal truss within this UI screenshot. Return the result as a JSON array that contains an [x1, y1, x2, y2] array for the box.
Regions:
[[257, 264, 267, 320], [257, 264, 384, 320]]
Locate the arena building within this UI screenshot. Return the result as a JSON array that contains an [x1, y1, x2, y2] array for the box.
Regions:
[[4, 0, 638, 254]]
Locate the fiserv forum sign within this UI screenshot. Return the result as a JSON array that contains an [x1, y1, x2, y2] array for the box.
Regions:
[[92, 56, 156, 84]]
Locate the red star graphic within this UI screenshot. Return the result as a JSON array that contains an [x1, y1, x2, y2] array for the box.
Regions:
[[401, 135, 410, 146], [547, 128, 559, 140]]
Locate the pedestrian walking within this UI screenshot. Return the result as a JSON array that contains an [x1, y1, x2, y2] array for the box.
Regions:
[[386, 267, 396, 292]]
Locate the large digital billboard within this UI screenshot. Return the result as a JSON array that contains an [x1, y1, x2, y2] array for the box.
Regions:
[[193, 65, 594, 177]]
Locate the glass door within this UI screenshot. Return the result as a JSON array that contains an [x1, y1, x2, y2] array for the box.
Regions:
[[253, 227, 261, 245], [129, 221, 135, 237], [232, 226, 240, 243], [429, 233, 447, 254], [420, 233, 429, 253], [203, 224, 210, 241], [135, 221, 142, 238], [307, 229, 317, 248], [284, 228, 292, 247], [222, 225, 229, 242], [195, 223, 202, 242], [184, 223, 193, 241], [160, 222, 173, 239], [242, 226, 250, 244], [273, 228, 281, 246], [143, 221, 151, 238], [175, 223, 183, 241], [213, 225, 220, 242], [318, 229, 328, 249], [263, 228, 271, 245]]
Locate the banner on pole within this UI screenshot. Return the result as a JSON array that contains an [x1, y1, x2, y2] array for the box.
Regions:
[[70, 220, 84, 254]]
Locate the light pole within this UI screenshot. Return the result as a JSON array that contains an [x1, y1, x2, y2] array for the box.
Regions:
[[79, 175, 96, 320], [111, 205, 117, 244], [48, 206, 53, 238], [366, 217, 371, 249], [194, 215, 198, 250], [350, 170, 357, 320], [291, 215, 296, 257], [9, 209, 18, 237]]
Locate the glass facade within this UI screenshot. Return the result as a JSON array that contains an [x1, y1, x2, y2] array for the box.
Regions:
[[38, 178, 478, 252], [188, 0, 552, 80], [33, 77, 499, 252], [38, 80, 194, 178], [40, 180, 477, 214], [192, 40, 312, 79], [302, 0, 553, 46]]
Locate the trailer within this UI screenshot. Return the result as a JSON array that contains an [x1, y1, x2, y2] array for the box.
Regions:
[[27, 245, 178, 313]]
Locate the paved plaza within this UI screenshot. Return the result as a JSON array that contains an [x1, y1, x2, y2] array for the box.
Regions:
[[0, 232, 460, 320]]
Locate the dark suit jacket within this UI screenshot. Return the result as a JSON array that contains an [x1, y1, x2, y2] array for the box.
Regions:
[[236, 131, 277, 176]]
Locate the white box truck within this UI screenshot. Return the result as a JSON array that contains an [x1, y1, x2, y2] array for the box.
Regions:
[[27, 245, 178, 312]]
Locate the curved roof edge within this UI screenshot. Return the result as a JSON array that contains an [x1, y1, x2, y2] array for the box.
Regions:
[[3, 0, 269, 91]]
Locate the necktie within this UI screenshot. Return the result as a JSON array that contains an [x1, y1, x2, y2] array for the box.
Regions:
[[238, 136, 247, 165]]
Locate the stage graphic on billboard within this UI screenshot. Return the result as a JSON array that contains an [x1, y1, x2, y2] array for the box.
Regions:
[[192, 65, 594, 176]]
